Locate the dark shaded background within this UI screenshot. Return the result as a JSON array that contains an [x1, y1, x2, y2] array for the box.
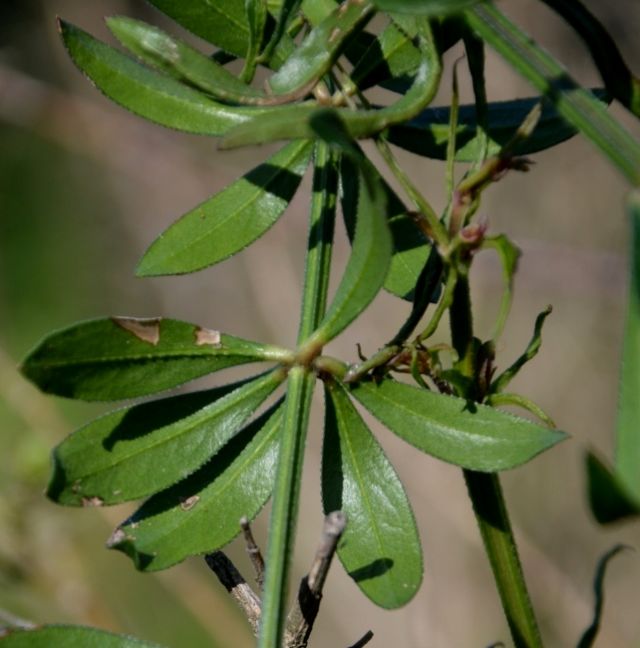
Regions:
[[1, 1, 640, 646]]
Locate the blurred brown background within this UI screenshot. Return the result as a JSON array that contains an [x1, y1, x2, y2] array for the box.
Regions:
[[1, 1, 640, 646]]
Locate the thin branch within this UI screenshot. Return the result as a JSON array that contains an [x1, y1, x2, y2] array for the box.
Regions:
[[204, 552, 262, 636], [347, 630, 374, 648], [240, 516, 265, 590], [307, 511, 347, 594], [285, 511, 347, 648]]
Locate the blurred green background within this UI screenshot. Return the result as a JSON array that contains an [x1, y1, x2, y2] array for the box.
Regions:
[[1, 1, 640, 646]]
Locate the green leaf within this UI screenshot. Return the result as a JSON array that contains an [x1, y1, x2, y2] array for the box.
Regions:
[[323, 381, 422, 608], [539, 0, 640, 117], [20, 317, 290, 401], [387, 93, 609, 162], [47, 370, 284, 506], [108, 403, 283, 571], [351, 378, 567, 471], [59, 20, 295, 137], [261, 0, 302, 66], [340, 154, 430, 301], [577, 545, 629, 648], [312, 157, 392, 343], [586, 192, 640, 523], [614, 191, 640, 494], [137, 141, 313, 276], [586, 452, 640, 524], [221, 19, 442, 148], [106, 17, 266, 104], [372, 0, 482, 16], [266, 0, 374, 97], [348, 19, 423, 92], [259, 367, 315, 648], [0, 625, 164, 647], [145, 0, 251, 59], [465, 4, 640, 185]]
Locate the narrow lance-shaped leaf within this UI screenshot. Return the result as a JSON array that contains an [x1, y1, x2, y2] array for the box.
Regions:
[[351, 378, 567, 471], [0, 626, 164, 647], [59, 21, 303, 137], [614, 191, 640, 493], [372, 0, 482, 16], [109, 402, 283, 572], [137, 140, 313, 277], [340, 154, 430, 301], [266, 0, 374, 97], [47, 370, 285, 506], [222, 18, 442, 148], [145, 0, 294, 66], [323, 380, 422, 608], [107, 17, 266, 104], [465, 4, 640, 185], [309, 126, 392, 343], [146, 0, 250, 57], [20, 317, 291, 401], [586, 191, 640, 523], [386, 92, 610, 162], [259, 367, 315, 648]]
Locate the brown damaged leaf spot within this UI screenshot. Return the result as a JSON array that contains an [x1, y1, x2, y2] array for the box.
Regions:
[[107, 527, 135, 547], [180, 495, 200, 511], [81, 496, 104, 507], [195, 327, 221, 347], [112, 316, 162, 345]]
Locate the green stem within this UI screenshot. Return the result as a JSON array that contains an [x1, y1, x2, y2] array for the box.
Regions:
[[463, 471, 543, 648], [448, 270, 473, 362], [417, 264, 457, 343], [259, 142, 337, 647], [297, 142, 338, 343], [258, 367, 315, 648], [450, 271, 543, 648]]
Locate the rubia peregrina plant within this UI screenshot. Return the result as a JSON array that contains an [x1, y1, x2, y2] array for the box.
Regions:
[[5, 0, 640, 647]]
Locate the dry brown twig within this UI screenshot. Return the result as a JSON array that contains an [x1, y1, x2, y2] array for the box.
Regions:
[[205, 511, 372, 647]]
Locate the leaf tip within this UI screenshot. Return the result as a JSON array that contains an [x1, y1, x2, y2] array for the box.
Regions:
[[107, 526, 154, 570], [585, 451, 640, 524]]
